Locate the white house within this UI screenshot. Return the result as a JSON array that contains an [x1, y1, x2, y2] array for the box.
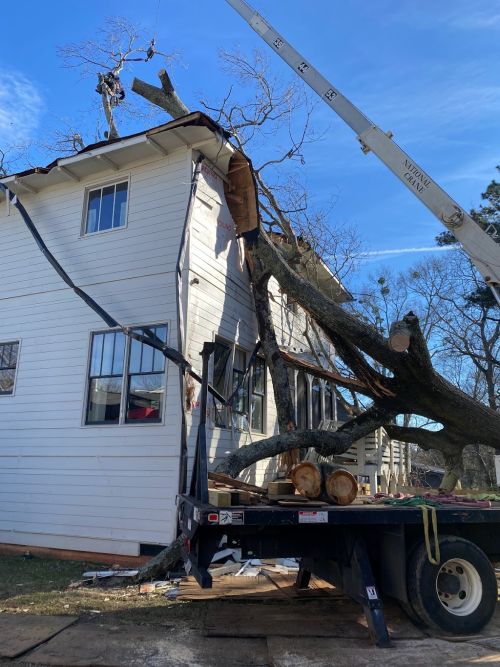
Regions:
[[0, 112, 407, 558]]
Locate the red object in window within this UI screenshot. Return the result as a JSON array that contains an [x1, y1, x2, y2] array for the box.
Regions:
[[127, 407, 159, 420]]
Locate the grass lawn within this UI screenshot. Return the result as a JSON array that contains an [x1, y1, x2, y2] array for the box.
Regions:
[[0, 555, 202, 626]]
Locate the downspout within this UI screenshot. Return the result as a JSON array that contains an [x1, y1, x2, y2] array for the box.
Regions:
[[176, 154, 205, 494]]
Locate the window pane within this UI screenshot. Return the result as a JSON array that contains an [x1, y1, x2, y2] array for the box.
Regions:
[[213, 341, 231, 396], [129, 338, 142, 373], [153, 348, 166, 373], [324, 383, 333, 421], [296, 372, 309, 430], [101, 333, 116, 376], [252, 357, 265, 394], [99, 185, 115, 231], [337, 396, 350, 422], [86, 189, 101, 233], [234, 348, 246, 372], [0, 344, 11, 369], [113, 182, 128, 228], [90, 333, 104, 376], [112, 333, 126, 375], [251, 394, 263, 432], [87, 377, 122, 423], [312, 379, 322, 429], [8, 342, 19, 368], [140, 341, 154, 373], [0, 368, 15, 394], [232, 368, 247, 414], [126, 373, 164, 422]]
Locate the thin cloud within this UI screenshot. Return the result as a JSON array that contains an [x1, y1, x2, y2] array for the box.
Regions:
[[0, 71, 43, 146], [363, 246, 457, 257]]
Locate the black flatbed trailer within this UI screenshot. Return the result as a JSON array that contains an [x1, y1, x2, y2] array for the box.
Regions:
[[181, 344, 500, 647], [178, 496, 500, 647]]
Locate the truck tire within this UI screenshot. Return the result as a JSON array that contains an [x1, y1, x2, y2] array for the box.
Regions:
[[407, 535, 497, 634]]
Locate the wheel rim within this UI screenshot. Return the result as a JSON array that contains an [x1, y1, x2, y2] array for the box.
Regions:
[[436, 558, 483, 616]]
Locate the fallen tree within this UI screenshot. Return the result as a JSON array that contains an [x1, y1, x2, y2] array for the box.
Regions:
[[129, 58, 499, 580]]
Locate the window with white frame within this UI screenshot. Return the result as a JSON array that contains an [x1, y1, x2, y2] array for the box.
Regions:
[[86, 325, 167, 424], [0, 341, 19, 395], [212, 339, 266, 433], [84, 180, 128, 234]]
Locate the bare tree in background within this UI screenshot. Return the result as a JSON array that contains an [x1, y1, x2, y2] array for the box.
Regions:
[[58, 17, 175, 140]]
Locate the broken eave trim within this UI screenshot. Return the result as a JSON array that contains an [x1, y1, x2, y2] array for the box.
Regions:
[[281, 350, 367, 392]]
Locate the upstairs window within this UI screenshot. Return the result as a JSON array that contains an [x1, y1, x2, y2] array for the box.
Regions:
[[0, 341, 19, 395], [84, 180, 128, 234]]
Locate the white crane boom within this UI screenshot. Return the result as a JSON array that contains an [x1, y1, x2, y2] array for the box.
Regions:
[[225, 0, 500, 305]]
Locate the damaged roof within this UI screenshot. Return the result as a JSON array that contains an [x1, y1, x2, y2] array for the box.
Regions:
[[0, 112, 234, 198]]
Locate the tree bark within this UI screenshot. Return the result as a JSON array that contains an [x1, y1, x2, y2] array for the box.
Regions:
[[133, 535, 183, 582], [132, 73, 190, 119]]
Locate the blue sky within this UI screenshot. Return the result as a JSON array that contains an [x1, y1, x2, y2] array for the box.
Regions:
[[1, 0, 499, 286]]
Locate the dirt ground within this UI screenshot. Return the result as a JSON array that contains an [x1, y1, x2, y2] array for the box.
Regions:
[[1, 554, 500, 666]]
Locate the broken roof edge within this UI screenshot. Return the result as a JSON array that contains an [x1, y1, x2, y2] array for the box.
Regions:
[[0, 111, 232, 182]]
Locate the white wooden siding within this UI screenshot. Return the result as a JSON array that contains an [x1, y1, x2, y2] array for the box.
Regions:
[[0, 149, 191, 555]]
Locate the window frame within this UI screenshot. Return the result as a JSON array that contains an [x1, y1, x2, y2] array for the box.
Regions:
[[83, 323, 169, 427], [81, 176, 130, 237], [0, 339, 21, 397], [211, 338, 267, 435]]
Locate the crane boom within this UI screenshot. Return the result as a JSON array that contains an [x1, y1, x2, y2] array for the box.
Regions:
[[225, 0, 500, 305]]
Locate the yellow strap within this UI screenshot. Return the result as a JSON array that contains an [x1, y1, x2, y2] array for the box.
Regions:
[[418, 504, 440, 565]]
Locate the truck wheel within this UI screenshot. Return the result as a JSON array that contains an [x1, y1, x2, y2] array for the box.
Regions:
[[407, 535, 497, 634]]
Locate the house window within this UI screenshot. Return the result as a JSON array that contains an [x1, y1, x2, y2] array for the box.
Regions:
[[250, 356, 266, 433], [84, 180, 128, 234], [212, 340, 266, 433], [86, 324, 167, 425], [126, 325, 167, 423], [0, 341, 19, 395], [312, 378, 322, 428]]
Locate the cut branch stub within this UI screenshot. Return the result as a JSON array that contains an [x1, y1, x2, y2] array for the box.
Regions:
[[389, 320, 412, 352]]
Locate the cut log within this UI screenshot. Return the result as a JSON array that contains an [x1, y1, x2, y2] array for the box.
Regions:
[[290, 462, 322, 499], [325, 469, 358, 506], [388, 320, 411, 352]]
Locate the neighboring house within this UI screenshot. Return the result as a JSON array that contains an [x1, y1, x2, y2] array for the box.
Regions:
[[0, 112, 407, 558]]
